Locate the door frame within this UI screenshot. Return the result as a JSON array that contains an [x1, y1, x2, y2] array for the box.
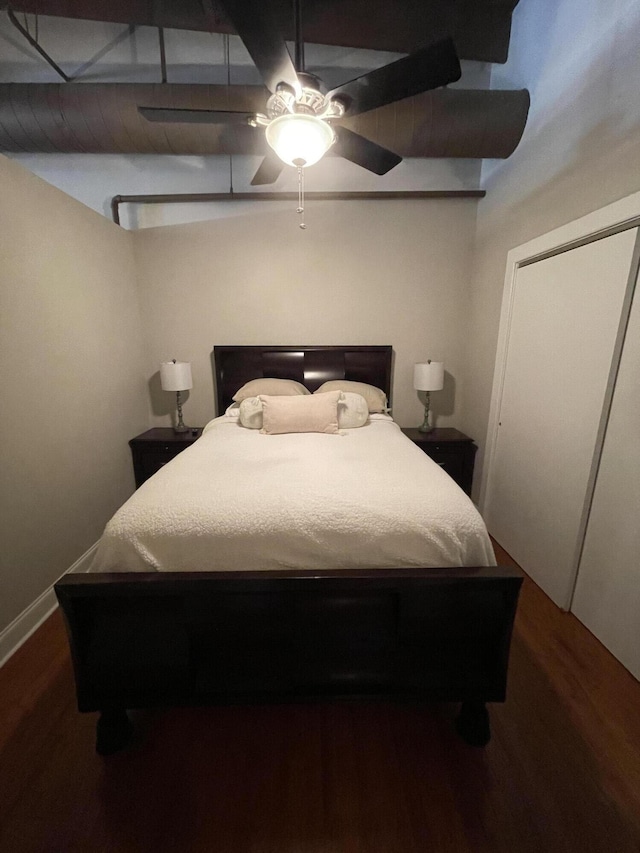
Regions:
[[480, 190, 640, 609]]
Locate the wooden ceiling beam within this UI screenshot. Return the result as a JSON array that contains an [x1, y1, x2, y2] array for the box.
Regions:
[[8, 0, 520, 63]]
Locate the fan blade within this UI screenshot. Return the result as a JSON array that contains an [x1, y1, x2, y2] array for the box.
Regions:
[[332, 127, 401, 175], [220, 0, 300, 96], [139, 106, 256, 125], [327, 37, 461, 117], [250, 150, 285, 186]]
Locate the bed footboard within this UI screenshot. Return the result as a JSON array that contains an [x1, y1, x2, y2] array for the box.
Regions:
[[55, 566, 522, 754]]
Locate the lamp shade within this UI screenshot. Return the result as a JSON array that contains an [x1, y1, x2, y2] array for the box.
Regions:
[[160, 361, 192, 392], [265, 114, 335, 167], [413, 361, 444, 392]]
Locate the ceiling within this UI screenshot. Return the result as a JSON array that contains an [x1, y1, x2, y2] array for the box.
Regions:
[[0, 0, 529, 160]]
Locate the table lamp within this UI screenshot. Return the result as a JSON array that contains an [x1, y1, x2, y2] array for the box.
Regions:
[[160, 360, 192, 433], [413, 361, 444, 433]]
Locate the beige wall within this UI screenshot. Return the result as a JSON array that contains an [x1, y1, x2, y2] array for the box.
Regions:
[[461, 0, 640, 498], [0, 155, 149, 633], [132, 198, 478, 430], [7, 0, 639, 634]]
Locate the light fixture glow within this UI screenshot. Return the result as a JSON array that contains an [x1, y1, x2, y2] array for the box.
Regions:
[[265, 114, 335, 168]]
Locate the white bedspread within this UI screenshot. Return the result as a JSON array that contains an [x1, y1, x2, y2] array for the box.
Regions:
[[90, 415, 495, 573]]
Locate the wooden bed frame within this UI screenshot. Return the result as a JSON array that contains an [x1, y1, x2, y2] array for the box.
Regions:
[[55, 345, 522, 755]]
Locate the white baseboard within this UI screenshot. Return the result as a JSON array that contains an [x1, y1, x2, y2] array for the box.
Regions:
[[65, 541, 99, 574], [0, 542, 98, 669]]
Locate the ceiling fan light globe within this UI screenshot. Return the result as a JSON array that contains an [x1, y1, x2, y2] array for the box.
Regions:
[[265, 114, 335, 167]]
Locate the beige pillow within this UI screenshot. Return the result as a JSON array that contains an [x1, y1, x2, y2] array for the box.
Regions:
[[337, 392, 369, 428], [260, 391, 341, 435], [314, 380, 387, 413], [232, 377, 310, 402], [239, 392, 369, 430]]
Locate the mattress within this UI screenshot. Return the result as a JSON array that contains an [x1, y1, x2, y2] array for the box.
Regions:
[[89, 414, 495, 573]]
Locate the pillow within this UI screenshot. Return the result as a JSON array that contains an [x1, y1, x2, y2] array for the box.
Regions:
[[239, 392, 368, 430], [238, 396, 263, 429], [314, 380, 387, 413], [259, 391, 341, 435], [337, 392, 369, 428], [224, 403, 240, 418], [232, 377, 310, 403]]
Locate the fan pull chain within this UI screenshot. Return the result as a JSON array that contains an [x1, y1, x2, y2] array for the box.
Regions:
[[297, 164, 306, 230]]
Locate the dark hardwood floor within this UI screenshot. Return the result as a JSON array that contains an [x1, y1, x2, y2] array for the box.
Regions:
[[1, 543, 640, 853]]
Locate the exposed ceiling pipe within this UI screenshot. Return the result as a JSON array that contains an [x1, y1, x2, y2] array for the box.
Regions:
[[0, 83, 529, 158], [110, 189, 486, 225], [158, 27, 167, 83]]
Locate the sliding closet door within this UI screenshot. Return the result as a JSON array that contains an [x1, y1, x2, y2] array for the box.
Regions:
[[571, 242, 640, 679], [485, 229, 637, 608]]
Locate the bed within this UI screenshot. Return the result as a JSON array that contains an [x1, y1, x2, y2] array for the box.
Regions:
[[55, 345, 522, 755]]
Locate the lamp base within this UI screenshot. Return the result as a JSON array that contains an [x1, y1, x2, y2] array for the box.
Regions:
[[174, 390, 189, 433], [418, 392, 433, 433]]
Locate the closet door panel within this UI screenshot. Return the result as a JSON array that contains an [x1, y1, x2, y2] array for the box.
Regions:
[[572, 262, 640, 679], [485, 229, 637, 607]]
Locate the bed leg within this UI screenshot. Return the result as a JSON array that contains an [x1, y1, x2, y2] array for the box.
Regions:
[[455, 700, 491, 747], [96, 709, 133, 756]]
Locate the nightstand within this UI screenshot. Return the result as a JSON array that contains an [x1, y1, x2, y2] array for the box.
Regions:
[[401, 427, 477, 496], [129, 427, 202, 488]]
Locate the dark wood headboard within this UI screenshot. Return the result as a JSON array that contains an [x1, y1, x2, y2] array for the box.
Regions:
[[213, 345, 393, 414]]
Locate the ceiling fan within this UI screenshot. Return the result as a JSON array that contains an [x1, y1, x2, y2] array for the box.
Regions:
[[138, 0, 462, 186]]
